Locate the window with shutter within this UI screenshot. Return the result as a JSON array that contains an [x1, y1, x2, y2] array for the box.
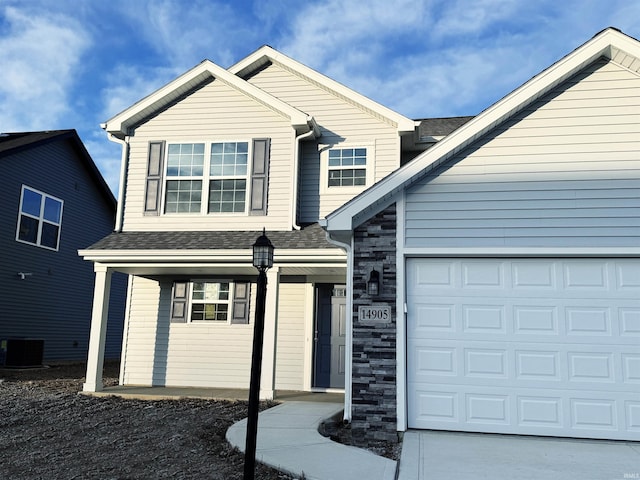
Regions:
[[171, 280, 250, 324], [157, 139, 268, 215]]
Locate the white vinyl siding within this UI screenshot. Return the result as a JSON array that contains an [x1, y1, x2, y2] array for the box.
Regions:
[[122, 78, 294, 231], [121, 277, 311, 390], [121, 276, 167, 385], [122, 276, 255, 388], [405, 59, 640, 249], [274, 282, 307, 390], [245, 62, 401, 221]]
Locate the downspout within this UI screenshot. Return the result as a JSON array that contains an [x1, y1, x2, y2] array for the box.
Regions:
[[291, 120, 320, 230], [106, 132, 129, 232], [320, 227, 354, 424]]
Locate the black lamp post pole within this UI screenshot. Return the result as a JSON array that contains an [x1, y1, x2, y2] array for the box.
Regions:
[[243, 266, 268, 480]]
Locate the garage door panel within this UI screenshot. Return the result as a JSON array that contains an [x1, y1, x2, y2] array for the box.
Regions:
[[409, 382, 640, 439], [409, 299, 639, 345], [410, 338, 638, 392], [407, 258, 640, 440]]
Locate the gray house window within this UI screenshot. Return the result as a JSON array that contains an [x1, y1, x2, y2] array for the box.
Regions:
[[16, 185, 63, 250]]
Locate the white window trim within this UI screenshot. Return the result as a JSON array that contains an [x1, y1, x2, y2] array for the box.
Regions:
[[187, 280, 234, 324], [162, 140, 252, 216], [320, 142, 375, 195], [15, 185, 64, 251]]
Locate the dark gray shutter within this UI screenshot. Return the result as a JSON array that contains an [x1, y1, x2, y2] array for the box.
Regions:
[[144, 141, 165, 215], [231, 281, 250, 324], [170, 281, 188, 323], [249, 138, 270, 215]]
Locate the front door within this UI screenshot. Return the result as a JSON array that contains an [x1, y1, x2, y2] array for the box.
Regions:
[[313, 284, 346, 389]]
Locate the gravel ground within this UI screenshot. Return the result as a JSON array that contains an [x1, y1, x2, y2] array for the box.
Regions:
[[0, 362, 295, 480]]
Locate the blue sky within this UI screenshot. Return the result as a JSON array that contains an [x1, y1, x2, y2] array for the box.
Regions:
[[2, 0, 639, 195]]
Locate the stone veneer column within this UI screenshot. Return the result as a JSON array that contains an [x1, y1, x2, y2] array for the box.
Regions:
[[351, 204, 397, 443]]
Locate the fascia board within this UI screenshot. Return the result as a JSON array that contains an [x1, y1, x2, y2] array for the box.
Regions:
[[78, 248, 346, 264], [104, 59, 312, 136], [324, 28, 630, 233], [229, 45, 415, 132]]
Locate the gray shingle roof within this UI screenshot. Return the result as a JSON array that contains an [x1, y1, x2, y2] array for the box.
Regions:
[[417, 116, 474, 138], [86, 223, 335, 250]]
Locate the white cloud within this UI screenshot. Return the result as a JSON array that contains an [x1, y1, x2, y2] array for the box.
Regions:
[[275, 0, 639, 119], [0, 6, 91, 131], [114, 0, 257, 68], [100, 64, 181, 121]]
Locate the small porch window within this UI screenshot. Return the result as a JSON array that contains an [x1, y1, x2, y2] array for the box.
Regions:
[[171, 280, 250, 324], [191, 281, 231, 321]]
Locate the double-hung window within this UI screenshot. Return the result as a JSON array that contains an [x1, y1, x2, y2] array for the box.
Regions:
[[144, 138, 269, 216], [171, 280, 250, 324], [165, 143, 205, 213], [208, 142, 248, 213], [328, 147, 367, 187], [190, 281, 231, 321], [16, 185, 63, 250]]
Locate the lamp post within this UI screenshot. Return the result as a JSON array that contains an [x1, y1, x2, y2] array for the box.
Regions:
[[244, 228, 274, 480]]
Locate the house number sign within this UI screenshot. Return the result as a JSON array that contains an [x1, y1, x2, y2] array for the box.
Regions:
[[358, 306, 391, 323]]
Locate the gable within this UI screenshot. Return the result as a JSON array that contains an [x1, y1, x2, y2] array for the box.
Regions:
[[404, 58, 640, 249], [104, 60, 314, 138], [122, 78, 299, 232], [230, 46, 415, 133], [322, 28, 640, 238]]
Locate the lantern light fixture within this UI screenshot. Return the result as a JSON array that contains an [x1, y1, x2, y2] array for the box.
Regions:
[[367, 268, 380, 296], [252, 228, 274, 270]]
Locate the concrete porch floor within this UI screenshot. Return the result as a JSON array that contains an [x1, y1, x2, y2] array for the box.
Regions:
[[84, 385, 344, 403]]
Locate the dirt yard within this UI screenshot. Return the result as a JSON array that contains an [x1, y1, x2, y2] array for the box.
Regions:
[[0, 362, 295, 479]]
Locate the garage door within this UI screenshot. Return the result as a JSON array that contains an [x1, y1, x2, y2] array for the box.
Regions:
[[407, 258, 640, 440]]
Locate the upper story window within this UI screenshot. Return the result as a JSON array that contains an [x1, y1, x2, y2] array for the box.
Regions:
[[320, 144, 374, 194], [328, 148, 367, 187], [165, 143, 205, 213], [144, 139, 269, 217], [209, 142, 248, 213], [16, 185, 63, 250]]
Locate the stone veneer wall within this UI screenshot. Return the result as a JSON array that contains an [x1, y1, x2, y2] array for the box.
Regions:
[[351, 204, 398, 443]]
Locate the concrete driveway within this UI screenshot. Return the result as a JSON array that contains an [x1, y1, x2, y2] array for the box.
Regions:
[[397, 430, 640, 480]]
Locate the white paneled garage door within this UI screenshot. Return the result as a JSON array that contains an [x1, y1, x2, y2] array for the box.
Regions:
[[406, 258, 640, 440]]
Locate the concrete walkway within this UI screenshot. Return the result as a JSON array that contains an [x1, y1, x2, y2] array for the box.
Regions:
[[226, 401, 397, 480], [398, 430, 640, 480]]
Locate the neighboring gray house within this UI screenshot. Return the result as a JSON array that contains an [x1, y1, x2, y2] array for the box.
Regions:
[[0, 130, 126, 364], [323, 28, 640, 442]]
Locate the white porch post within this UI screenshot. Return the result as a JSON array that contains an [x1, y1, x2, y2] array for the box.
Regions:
[[83, 263, 112, 392], [260, 266, 280, 400]]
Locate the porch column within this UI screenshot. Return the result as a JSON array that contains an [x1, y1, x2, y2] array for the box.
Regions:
[[260, 266, 280, 400], [83, 263, 112, 392]]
